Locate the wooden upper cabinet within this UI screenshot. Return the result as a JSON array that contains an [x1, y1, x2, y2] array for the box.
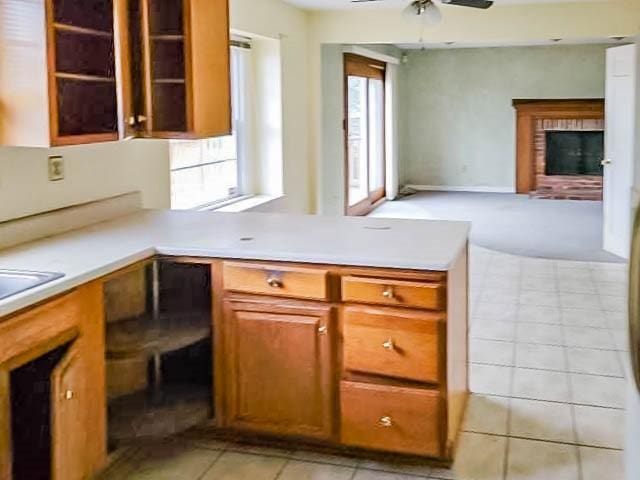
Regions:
[[125, 0, 231, 139], [0, 0, 230, 147], [224, 297, 335, 440]]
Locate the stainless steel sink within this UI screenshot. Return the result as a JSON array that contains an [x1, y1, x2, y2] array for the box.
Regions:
[[0, 269, 65, 301]]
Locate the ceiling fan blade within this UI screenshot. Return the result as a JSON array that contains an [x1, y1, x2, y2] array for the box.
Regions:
[[441, 0, 493, 9]]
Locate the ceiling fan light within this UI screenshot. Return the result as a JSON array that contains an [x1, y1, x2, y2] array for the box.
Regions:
[[402, 1, 442, 26]]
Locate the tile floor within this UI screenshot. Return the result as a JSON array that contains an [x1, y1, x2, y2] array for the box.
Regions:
[[98, 246, 629, 480]]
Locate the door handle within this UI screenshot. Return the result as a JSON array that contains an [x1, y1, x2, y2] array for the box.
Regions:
[[601, 158, 612, 166]]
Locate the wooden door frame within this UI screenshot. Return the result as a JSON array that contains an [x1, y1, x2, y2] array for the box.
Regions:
[[344, 53, 386, 216]]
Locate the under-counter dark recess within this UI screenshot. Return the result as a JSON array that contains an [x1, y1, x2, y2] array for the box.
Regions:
[[104, 260, 213, 451], [10, 342, 72, 480]]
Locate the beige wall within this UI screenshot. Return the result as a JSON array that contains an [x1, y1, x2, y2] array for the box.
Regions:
[[399, 44, 610, 190]]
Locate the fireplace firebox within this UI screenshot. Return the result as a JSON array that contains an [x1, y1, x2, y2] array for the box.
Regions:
[[545, 131, 604, 176]]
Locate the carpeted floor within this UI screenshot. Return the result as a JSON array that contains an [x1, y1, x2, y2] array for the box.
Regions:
[[369, 191, 624, 263]]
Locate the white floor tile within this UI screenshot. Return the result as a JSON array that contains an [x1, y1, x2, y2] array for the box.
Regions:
[[279, 461, 355, 480], [579, 446, 624, 480], [561, 308, 608, 328], [509, 398, 574, 443], [506, 438, 579, 480], [470, 339, 514, 366], [573, 405, 625, 449], [512, 368, 570, 402], [470, 364, 512, 396], [515, 343, 566, 371], [462, 394, 510, 435], [515, 322, 563, 345], [517, 305, 561, 324], [562, 326, 615, 350], [570, 373, 626, 408], [566, 347, 623, 377], [559, 293, 601, 310]]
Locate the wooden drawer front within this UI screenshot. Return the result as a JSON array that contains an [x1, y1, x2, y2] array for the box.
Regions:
[[0, 292, 80, 367], [342, 276, 445, 310], [223, 262, 329, 300], [340, 381, 442, 457], [343, 306, 442, 384]]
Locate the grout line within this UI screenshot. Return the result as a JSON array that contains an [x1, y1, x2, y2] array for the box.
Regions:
[[195, 449, 225, 480], [502, 261, 522, 480], [461, 429, 624, 452], [469, 361, 626, 379], [273, 458, 290, 480], [468, 391, 626, 411]]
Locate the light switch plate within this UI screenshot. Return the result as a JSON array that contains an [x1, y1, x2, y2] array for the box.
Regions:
[[48, 155, 64, 181]]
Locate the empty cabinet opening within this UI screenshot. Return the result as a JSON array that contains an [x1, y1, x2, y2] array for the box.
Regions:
[[10, 342, 72, 480], [104, 260, 213, 451], [51, 0, 119, 138]]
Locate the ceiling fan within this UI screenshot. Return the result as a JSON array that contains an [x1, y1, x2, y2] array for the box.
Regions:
[[351, 0, 494, 25]]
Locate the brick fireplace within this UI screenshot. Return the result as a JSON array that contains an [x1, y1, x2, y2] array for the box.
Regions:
[[514, 99, 605, 200]]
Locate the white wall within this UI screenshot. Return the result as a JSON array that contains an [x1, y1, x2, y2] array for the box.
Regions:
[[0, 141, 170, 222], [398, 44, 609, 189]]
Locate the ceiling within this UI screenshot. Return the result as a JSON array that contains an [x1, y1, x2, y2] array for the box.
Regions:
[[284, 0, 607, 10]]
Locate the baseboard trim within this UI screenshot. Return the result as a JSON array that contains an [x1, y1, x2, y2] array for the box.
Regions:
[[405, 185, 516, 194]]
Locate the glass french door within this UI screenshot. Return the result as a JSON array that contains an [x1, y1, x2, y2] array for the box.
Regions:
[[345, 54, 386, 216]]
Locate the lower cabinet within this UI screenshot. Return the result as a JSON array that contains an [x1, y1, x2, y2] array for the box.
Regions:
[[223, 297, 335, 440], [0, 284, 106, 480]]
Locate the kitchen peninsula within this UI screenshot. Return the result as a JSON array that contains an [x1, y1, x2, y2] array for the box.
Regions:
[[0, 209, 470, 480]]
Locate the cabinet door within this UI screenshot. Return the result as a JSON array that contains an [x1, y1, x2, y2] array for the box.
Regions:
[[45, 0, 121, 146], [224, 298, 334, 440], [51, 343, 86, 480], [131, 0, 231, 138]]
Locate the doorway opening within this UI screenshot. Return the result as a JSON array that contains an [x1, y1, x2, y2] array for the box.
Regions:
[[344, 54, 386, 216]]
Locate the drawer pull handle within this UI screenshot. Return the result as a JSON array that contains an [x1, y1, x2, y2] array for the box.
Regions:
[[65, 389, 74, 401], [382, 339, 395, 351], [382, 287, 395, 299], [318, 325, 328, 335], [379, 416, 393, 428], [267, 277, 283, 288]]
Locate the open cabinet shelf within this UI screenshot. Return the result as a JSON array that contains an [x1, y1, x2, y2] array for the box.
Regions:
[[103, 260, 214, 450]]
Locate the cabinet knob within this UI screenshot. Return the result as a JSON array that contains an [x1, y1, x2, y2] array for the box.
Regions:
[[64, 389, 74, 401], [382, 287, 395, 299], [137, 115, 147, 124], [382, 339, 395, 351], [379, 416, 393, 428], [318, 325, 328, 335], [267, 277, 283, 288], [601, 158, 612, 166]]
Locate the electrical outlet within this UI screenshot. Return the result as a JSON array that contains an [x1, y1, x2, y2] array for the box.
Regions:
[[48, 155, 65, 181]]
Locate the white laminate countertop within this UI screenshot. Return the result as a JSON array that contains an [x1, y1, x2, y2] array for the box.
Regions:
[[0, 210, 470, 317]]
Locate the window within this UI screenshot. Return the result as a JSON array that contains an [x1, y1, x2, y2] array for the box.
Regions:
[[170, 42, 250, 210], [344, 54, 386, 216]]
